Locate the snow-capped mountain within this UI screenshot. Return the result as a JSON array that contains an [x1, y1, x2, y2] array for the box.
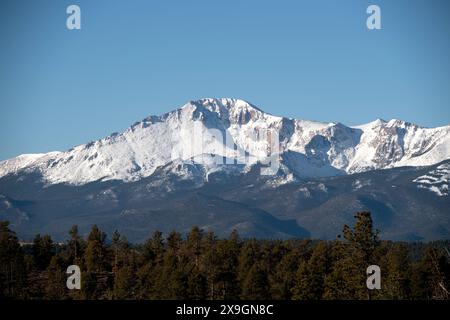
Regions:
[[1, 98, 449, 186], [1, 99, 449, 242]]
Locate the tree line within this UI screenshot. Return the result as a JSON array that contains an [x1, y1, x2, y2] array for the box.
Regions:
[[0, 212, 449, 300]]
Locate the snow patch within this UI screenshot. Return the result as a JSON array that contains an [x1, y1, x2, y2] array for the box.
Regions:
[[352, 179, 372, 190], [413, 163, 450, 196]]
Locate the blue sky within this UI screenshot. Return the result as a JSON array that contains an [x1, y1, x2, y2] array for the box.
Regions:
[[0, 0, 449, 160]]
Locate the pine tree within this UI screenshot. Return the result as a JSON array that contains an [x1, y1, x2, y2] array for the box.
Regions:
[[136, 262, 154, 299], [342, 212, 380, 263], [214, 230, 240, 299], [67, 225, 84, 265], [323, 240, 356, 299], [324, 212, 380, 300], [136, 230, 165, 299], [32, 234, 54, 271], [142, 230, 164, 265], [382, 243, 411, 299], [241, 262, 269, 300], [186, 226, 203, 267], [186, 266, 208, 299], [45, 254, 67, 300], [292, 241, 330, 300], [173, 227, 210, 299], [152, 231, 187, 299], [238, 239, 260, 289], [82, 225, 111, 299], [112, 230, 121, 272], [200, 230, 218, 299], [112, 231, 137, 299], [113, 265, 136, 299], [269, 241, 308, 300], [84, 225, 109, 273], [0, 221, 27, 298], [410, 247, 450, 299], [167, 230, 182, 253]]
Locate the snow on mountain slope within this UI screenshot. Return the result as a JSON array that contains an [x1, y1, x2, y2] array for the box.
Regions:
[[0, 152, 60, 178], [349, 119, 450, 172], [0, 98, 449, 185], [413, 163, 450, 196]]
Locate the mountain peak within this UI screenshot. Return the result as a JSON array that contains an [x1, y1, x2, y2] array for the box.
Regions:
[[182, 98, 263, 114], [177, 98, 271, 125], [352, 118, 386, 129], [386, 118, 415, 128]]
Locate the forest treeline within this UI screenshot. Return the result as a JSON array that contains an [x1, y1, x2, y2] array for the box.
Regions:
[[0, 212, 449, 300]]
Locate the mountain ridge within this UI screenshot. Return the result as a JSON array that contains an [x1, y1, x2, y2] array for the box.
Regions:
[[1, 98, 449, 186]]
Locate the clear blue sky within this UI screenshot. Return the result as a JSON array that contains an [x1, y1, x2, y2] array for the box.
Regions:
[[1, 0, 449, 160]]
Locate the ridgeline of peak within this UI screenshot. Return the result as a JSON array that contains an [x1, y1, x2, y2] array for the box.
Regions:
[[138, 98, 267, 128], [181, 98, 270, 125], [187, 98, 264, 113]]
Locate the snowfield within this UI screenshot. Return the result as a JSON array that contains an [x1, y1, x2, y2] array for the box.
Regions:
[[413, 163, 450, 196]]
